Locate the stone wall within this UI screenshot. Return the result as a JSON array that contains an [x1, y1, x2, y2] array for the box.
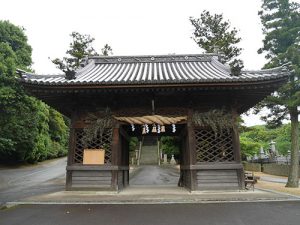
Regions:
[[243, 162, 300, 177], [243, 162, 261, 172], [263, 163, 300, 177]]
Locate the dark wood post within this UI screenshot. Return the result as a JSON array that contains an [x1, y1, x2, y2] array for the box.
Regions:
[[187, 109, 197, 191], [119, 126, 130, 189], [231, 109, 245, 189], [66, 111, 77, 190], [111, 123, 120, 191]]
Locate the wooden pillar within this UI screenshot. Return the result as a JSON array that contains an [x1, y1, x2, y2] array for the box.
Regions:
[[187, 109, 197, 191], [111, 123, 120, 191], [66, 111, 77, 190], [123, 135, 130, 188], [232, 110, 245, 189], [119, 126, 130, 188], [178, 127, 187, 188]]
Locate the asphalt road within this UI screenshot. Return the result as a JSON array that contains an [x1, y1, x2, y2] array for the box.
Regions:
[[0, 157, 66, 203], [1, 201, 300, 225]]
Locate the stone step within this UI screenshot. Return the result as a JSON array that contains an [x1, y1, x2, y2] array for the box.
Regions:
[[143, 136, 157, 146], [140, 145, 158, 165]]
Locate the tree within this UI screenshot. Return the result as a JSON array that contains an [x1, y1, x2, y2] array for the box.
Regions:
[[258, 0, 300, 187], [0, 42, 17, 77], [0, 20, 69, 163], [0, 21, 36, 162], [0, 21, 32, 69], [52, 32, 98, 79], [161, 136, 180, 160], [190, 10, 244, 75], [240, 136, 261, 158], [52, 32, 113, 79], [240, 124, 292, 157], [101, 44, 113, 56]]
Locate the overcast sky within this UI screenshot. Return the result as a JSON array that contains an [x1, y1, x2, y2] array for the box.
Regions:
[[1, 0, 298, 126]]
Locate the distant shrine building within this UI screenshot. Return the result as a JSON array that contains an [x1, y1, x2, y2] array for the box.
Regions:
[[19, 54, 289, 191]]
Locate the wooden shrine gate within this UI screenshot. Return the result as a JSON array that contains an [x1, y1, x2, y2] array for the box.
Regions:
[[64, 109, 243, 191], [19, 54, 289, 192]]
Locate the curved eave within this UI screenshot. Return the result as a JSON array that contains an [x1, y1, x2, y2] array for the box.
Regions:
[[20, 75, 288, 91], [19, 71, 289, 87], [18, 53, 290, 89]]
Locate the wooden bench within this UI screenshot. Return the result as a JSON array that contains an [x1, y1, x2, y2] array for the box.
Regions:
[[244, 172, 260, 191]]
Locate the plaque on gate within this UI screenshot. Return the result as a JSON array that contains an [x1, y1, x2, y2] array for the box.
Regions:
[[83, 149, 105, 165]]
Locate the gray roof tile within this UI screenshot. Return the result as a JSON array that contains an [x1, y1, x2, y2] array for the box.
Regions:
[[20, 54, 289, 86]]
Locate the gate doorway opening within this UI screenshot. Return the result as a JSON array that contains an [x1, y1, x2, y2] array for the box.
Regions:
[[120, 124, 187, 191]]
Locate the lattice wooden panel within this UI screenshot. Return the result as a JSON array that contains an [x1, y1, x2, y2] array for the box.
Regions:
[[195, 129, 234, 162], [73, 128, 113, 164], [74, 129, 84, 163]]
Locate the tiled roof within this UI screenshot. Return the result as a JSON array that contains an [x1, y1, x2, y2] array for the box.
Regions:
[[20, 54, 289, 86]]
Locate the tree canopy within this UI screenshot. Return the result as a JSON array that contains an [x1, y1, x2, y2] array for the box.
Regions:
[[258, 0, 300, 187], [161, 137, 180, 160], [0, 20, 69, 163], [240, 124, 291, 158], [52, 32, 113, 79], [101, 44, 113, 56], [190, 10, 244, 75], [0, 21, 32, 69], [51, 32, 97, 79]]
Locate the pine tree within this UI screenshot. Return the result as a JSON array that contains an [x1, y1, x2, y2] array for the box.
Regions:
[[101, 44, 113, 56], [52, 32, 98, 79], [258, 0, 300, 187], [52, 32, 113, 79], [190, 10, 244, 75]]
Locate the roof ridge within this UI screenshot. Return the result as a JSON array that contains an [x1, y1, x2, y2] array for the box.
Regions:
[[88, 53, 220, 59], [89, 53, 220, 64]]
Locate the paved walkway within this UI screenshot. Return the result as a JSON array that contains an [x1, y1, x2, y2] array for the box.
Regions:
[[5, 187, 299, 206], [3, 167, 300, 206], [252, 171, 300, 197], [1, 163, 300, 207], [130, 165, 179, 186], [257, 172, 288, 183]]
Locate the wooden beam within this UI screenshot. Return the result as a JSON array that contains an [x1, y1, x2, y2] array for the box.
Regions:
[[66, 165, 129, 171]]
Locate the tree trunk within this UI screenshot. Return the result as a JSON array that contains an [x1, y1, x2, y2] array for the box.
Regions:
[[286, 107, 299, 187]]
